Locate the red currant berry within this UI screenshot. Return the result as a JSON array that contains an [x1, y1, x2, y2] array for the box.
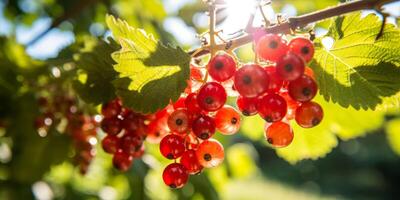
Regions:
[[289, 37, 315, 63], [236, 96, 258, 116], [188, 66, 204, 92], [162, 163, 189, 189], [265, 121, 294, 148], [197, 82, 227, 112], [101, 117, 122, 135], [185, 93, 202, 114], [234, 64, 269, 98], [34, 116, 46, 129], [167, 109, 190, 134], [214, 106, 241, 135], [192, 115, 216, 140], [305, 66, 315, 80], [276, 53, 305, 81], [76, 147, 95, 164], [195, 139, 224, 168], [257, 94, 287, 122], [208, 53, 237, 82], [180, 149, 203, 175], [184, 133, 201, 150], [295, 101, 323, 128], [146, 108, 170, 143], [120, 134, 143, 155], [172, 97, 186, 110], [280, 91, 300, 120], [288, 75, 318, 102], [264, 66, 283, 94], [79, 163, 89, 175], [131, 145, 145, 158], [102, 135, 120, 154], [190, 64, 204, 81], [113, 150, 133, 172], [101, 99, 122, 118], [256, 34, 288, 62], [160, 134, 186, 159], [121, 112, 142, 132]]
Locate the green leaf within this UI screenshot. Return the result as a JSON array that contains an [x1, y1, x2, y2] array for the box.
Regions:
[[106, 15, 190, 113], [385, 118, 400, 156], [276, 95, 384, 164], [311, 12, 400, 110], [73, 37, 120, 105]]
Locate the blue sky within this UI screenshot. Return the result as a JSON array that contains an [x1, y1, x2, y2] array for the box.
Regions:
[[0, 0, 398, 60]]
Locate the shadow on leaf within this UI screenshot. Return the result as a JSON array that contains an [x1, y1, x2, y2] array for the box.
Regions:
[[311, 61, 400, 110], [113, 42, 190, 114]]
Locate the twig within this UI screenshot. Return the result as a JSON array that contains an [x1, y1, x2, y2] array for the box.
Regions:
[[189, 0, 399, 57]]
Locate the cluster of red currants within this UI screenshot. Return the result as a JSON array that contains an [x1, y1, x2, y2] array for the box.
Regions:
[[68, 114, 98, 174], [251, 34, 323, 147], [159, 93, 240, 188], [35, 95, 98, 174], [158, 34, 323, 188], [100, 99, 147, 172]]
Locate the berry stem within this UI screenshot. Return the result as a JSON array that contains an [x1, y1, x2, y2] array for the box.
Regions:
[[189, 0, 399, 57], [208, 1, 217, 57]]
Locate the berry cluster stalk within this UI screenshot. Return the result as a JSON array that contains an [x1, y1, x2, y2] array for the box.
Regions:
[[190, 0, 399, 57]]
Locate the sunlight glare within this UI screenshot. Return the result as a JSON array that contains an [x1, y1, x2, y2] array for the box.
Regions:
[[222, 0, 258, 33]]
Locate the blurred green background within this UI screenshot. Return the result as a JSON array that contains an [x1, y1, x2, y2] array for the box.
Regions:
[[0, 0, 400, 199]]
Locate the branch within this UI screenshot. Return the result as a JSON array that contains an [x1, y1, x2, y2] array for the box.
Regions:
[[189, 0, 399, 57]]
